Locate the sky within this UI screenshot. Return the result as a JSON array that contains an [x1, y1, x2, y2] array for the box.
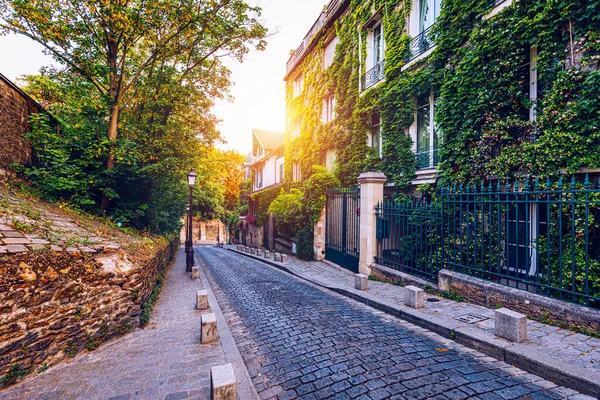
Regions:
[[0, 0, 328, 156]]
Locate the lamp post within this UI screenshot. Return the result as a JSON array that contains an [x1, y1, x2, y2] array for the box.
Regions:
[[185, 205, 190, 252], [186, 169, 197, 272]]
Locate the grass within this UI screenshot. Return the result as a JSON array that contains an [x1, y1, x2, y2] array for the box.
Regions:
[[0, 365, 28, 387], [368, 274, 405, 287]]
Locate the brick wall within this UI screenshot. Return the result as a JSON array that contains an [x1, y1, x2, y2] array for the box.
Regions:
[[0, 74, 41, 170]]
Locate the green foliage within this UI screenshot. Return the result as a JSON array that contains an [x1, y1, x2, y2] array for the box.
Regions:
[[268, 189, 304, 237], [140, 271, 166, 327], [250, 185, 282, 226], [0, 365, 28, 387], [302, 166, 340, 224], [296, 225, 315, 261]]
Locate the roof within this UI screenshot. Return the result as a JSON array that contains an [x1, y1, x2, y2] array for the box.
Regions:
[[0, 72, 44, 111], [253, 129, 284, 150]]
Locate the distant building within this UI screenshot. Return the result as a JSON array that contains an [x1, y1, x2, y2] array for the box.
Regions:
[[249, 129, 284, 193]]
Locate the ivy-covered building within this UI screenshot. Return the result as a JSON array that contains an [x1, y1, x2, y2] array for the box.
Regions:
[[283, 0, 600, 192]]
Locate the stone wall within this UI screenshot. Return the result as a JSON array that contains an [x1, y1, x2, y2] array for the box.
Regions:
[[0, 74, 40, 170], [0, 238, 179, 380]]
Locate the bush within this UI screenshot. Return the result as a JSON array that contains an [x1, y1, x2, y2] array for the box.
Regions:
[[302, 166, 340, 224], [268, 189, 304, 237], [296, 225, 314, 261]]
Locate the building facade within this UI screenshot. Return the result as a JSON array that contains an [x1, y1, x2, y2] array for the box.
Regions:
[[283, 0, 600, 191]]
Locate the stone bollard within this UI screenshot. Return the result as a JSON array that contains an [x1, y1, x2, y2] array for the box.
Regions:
[[196, 290, 208, 310], [201, 313, 218, 344], [250, 248, 255, 255], [257, 249, 263, 257], [237, 245, 241, 251], [281, 254, 288, 264], [264, 251, 270, 259], [274, 253, 281, 261], [404, 285, 424, 309], [495, 308, 527, 343], [355, 274, 369, 291], [211, 363, 237, 400], [191, 267, 199, 280]]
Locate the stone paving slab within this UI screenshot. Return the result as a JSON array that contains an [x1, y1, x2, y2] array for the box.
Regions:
[[202, 247, 590, 400], [226, 245, 600, 397], [0, 249, 228, 400]]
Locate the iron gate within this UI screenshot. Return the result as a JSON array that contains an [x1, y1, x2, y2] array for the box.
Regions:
[[325, 187, 360, 272]]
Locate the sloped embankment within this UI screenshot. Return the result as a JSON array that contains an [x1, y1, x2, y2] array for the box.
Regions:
[[0, 182, 178, 386]]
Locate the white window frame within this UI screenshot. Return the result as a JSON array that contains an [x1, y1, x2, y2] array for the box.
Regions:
[[411, 89, 438, 170], [323, 36, 340, 70], [292, 76, 304, 98], [292, 162, 301, 182], [322, 95, 336, 124], [292, 120, 301, 138]]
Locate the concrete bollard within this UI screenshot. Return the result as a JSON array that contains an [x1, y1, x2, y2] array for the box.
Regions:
[[495, 308, 527, 343], [274, 253, 281, 261], [196, 290, 208, 310], [264, 251, 271, 259], [281, 254, 288, 263], [355, 274, 369, 291], [211, 363, 237, 400], [404, 285, 424, 309], [191, 267, 199, 279], [257, 249, 263, 257], [250, 248, 255, 255], [201, 313, 218, 344]]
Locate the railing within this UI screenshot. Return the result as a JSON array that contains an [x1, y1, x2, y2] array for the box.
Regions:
[[406, 24, 435, 62], [489, 0, 509, 6], [361, 59, 385, 91], [376, 200, 443, 281], [375, 176, 600, 308], [415, 149, 439, 169]]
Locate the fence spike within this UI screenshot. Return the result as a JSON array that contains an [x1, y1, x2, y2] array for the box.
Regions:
[[496, 180, 502, 192], [546, 177, 552, 190], [514, 178, 519, 192], [584, 174, 590, 190], [524, 178, 530, 191], [488, 181, 493, 192], [558, 176, 563, 189], [534, 177, 540, 190], [570, 175, 577, 190], [459, 183, 463, 193]]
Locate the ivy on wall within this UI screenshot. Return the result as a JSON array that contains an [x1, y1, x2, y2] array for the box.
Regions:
[[284, 0, 600, 193]]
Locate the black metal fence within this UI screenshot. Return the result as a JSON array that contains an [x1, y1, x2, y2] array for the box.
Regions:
[[376, 176, 600, 309], [406, 24, 435, 62], [326, 187, 361, 272], [361, 59, 385, 91]]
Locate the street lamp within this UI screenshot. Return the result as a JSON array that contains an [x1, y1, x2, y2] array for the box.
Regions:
[[186, 169, 197, 272], [184, 205, 190, 252]]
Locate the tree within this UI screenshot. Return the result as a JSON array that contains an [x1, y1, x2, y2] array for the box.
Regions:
[[1, 0, 266, 209]]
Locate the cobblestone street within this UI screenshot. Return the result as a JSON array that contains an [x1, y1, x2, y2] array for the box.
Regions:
[[0, 249, 226, 400], [199, 247, 587, 400]]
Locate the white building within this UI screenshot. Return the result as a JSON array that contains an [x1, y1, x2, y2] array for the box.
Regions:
[[250, 129, 284, 193]]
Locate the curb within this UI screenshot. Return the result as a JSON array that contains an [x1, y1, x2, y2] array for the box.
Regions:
[[226, 247, 600, 398], [195, 251, 259, 400]]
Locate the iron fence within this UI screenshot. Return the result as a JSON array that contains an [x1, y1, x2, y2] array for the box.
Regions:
[[326, 187, 361, 272], [361, 59, 385, 91], [415, 149, 439, 170], [406, 24, 435, 62], [375, 176, 600, 308]]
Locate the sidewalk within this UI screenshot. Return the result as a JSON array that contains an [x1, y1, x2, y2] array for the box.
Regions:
[[0, 248, 243, 400], [227, 245, 600, 397]]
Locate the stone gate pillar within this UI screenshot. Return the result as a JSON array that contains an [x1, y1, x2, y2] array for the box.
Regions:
[[313, 205, 326, 261], [358, 172, 386, 276]]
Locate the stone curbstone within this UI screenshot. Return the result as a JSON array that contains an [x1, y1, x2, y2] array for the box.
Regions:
[[355, 274, 368, 291], [281, 254, 288, 264], [211, 363, 237, 400], [404, 285, 424, 309], [201, 313, 218, 345], [264, 251, 270, 259], [196, 290, 208, 310], [273, 253, 281, 262], [494, 308, 527, 343], [191, 266, 199, 279]]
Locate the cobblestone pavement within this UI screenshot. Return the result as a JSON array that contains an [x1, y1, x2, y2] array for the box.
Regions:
[[229, 246, 600, 374], [0, 249, 225, 400], [199, 247, 589, 400]]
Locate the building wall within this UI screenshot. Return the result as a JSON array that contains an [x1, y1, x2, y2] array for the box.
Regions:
[[0, 76, 40, 170], [252, 152, 283, 192]]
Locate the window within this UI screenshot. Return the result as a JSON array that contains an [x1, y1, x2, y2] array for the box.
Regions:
[[256, 168, 263, 189], [419, 0, 441, 33], [415, 91, 439, 169], [293, 162, 301, 182], [279, 163, 284, 183], [323, 36, 340, 69], [373, 24, 383, 67], [293, 76, 304, 98], [370, 114, 382, 158], [322, 95, 336, 123], [362, 16, 385, 91], [292, 120, 301, 138], [325, 149, 336, 171], [519, 46, 538, 121]]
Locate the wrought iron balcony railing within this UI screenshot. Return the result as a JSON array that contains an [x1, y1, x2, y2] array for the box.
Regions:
[[415, 149, 439, 169], [406, 24, 435, 62], [361, 59, 385, 91], [489, 0, 509, 6]]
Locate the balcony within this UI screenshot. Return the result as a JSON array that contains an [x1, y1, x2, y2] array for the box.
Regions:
[[361, 59, 385, 91], [415, 149, 439, 169], [406, 24, 435, 63], [489, 0, 509, 5]]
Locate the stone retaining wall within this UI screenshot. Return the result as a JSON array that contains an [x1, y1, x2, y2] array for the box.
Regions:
[[0, 238, 179, 381]]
